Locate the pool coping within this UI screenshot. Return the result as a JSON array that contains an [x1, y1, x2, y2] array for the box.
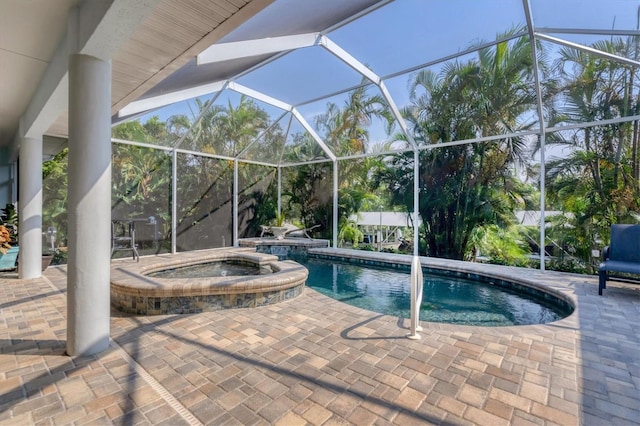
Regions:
[[239, 237, 331, 248]]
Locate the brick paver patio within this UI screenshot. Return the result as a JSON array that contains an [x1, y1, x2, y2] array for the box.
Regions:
[[1, 256, 638, 425]]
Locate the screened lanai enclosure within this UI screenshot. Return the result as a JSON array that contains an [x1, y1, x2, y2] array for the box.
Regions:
[[43, 0, 640, 274]]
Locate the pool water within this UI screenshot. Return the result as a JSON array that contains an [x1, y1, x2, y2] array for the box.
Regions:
[[148, 261, 272, 278], [301, 257, 568, 326]]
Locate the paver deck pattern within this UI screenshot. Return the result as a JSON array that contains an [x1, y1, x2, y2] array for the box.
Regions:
[[1, 257, 639, 425]]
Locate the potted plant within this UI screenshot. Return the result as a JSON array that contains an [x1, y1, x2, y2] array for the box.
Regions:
[[0, 203, 53, 271], [270, 210, 288, 240], [41, 251, 54, 271], [0, 204, 19, 271], [0, 224, 13, 254]]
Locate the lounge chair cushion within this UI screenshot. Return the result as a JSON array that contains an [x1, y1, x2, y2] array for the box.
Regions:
[[598, 224, 640, 295]]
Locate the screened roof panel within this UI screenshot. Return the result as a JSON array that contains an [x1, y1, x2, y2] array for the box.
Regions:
[[218, 0, 380, 43], [221, 89, 289, 121], [381, 50, 477, 109], [383, 34, 540, 144], [280, 116, 332, 165], [295, 84, 398, 157], [140, 0, 381, 98], [143, 55, 271, 98], [328, 0, 527, 78], [113, 0, 637, 166], [538, 39, 639, 129], [178, 90, 282, 156], [113, 93, 217, 147], [531, 0, 640, 31], [542, 32, 640, 63], [234, 46, 365, 106], [237, 113, 290, 164]]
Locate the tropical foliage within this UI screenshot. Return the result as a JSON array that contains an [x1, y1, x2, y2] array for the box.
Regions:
[[113, 96, 280, 252], [0, 225, 11, 254], [537, 36, 640, 272], [376, 32, 539, 260], [42, 149, 69, 248], [111, 144, 172, 253], [0, 204, 16, 255], [284, 84, 394, 238], [39, 29, 639, 272]]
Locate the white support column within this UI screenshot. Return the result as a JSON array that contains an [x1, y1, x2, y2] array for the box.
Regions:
[[277, 166, 282, 214], [413, 149, 420, 256], [18, 137, 43, 279], [171, 149, 177, 254], [66, 54, 111, 356], [407, 148, 422, 340], [523, 0, 549, 271], [538, 134, 547, 271], [233, 159, 239, 247], [333, 160, 339, 248]]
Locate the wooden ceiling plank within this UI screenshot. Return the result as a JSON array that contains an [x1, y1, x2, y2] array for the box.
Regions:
[[175, 0, 235, 23], [225, 0, 249, 9], [163, 1, 229, 29], [159, 5, 222, 37], [110, 0, 274, 114], [210, 0, 241, 15], [150, 10, 211, 41]]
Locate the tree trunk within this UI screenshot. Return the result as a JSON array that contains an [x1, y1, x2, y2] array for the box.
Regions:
[[586, 128, 607, 205], [633, 119, 640, 189]]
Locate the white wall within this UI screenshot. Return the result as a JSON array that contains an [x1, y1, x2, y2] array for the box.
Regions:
[[0, 148, 16, 207]]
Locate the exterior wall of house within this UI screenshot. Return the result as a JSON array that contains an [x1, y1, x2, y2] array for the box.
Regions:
[[0, 148, 16, 207]]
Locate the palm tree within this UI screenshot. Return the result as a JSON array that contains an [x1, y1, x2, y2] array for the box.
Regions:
[[377, 30, 539, 260], [285, 84, 394, 239], [315, 84, 394, 156], [538, 37, 640, 271], [111, 144, 172, 253], [172, 96, 279, 248], [185, 95, 270, 155], [42, 149, 69, 250]]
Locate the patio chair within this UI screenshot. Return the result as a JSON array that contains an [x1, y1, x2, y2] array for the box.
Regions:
[[111, 219, 140, 262], [261, 223, 320, 239], [598, 224, 640, 295], [284, 224, 320, 239], [260, 225, 273, 238]]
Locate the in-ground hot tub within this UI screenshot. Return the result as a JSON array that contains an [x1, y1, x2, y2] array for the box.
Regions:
[[110, 248, 308, 315], [147, 260, 274, 278]]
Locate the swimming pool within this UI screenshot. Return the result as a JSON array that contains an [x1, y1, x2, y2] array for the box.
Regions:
[[300, 257, 570, 326]]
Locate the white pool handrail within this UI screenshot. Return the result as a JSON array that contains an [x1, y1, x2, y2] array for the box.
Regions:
[[407, 255, 423, 340]]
